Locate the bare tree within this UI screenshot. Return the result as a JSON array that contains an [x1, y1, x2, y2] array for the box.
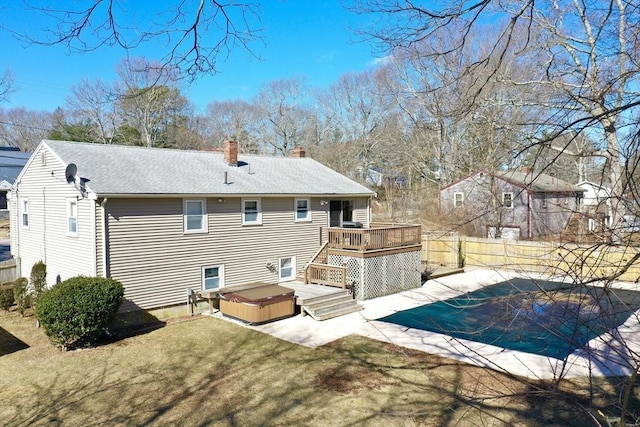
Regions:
[[66, 78, 120, 143], [321, 68, 398, 180], [353, 0, 640, 235], [0, 107, 52, 150], [253, 77, 313, 155], [11, 1, 263, 81], [0, 69, 15, 103], [206, 100, 261, 153], [115, 58, 192, 147]]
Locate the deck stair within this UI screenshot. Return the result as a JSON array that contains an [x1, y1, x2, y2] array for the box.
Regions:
[[298, 290, 363, 321], [283, 281, 363, 321]]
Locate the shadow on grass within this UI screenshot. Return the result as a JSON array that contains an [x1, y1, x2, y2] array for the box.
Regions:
[[0, 325, 29, 356]]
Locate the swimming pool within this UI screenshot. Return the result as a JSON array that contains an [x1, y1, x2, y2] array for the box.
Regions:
[[378, 278, 640, 359]]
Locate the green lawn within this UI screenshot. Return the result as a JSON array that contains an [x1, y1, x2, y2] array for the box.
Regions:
[[0, 310, 633, 426]]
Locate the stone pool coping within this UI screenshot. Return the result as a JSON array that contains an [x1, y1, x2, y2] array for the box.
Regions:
[[245, 269, 640, 380]]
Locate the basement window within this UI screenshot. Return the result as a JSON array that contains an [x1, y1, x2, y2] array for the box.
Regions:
[[202, 265, 224, 291], [279, 256, 295, 281]]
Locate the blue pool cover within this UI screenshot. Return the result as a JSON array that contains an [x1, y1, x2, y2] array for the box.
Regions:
[[378, 278, 640, 359]]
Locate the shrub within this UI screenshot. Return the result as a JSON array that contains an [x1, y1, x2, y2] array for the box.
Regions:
[[0, 284, 14, 310], [36, 276, 124, 350], [12, 278, 29, 315], [30, 261, 47, 306]]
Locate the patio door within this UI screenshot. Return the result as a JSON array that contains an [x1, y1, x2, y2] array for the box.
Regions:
[[329, 201, 342, 227], [329, 200, 354, 227]]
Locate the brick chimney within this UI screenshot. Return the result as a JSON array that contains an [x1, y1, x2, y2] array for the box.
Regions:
[[223, 140, 238, 166], [290, 146, 305, 158]]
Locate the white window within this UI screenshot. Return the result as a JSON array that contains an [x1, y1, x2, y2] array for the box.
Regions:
[[202, 265, 224, 291], [279, 256, 295, 281], [454, 192, 464, 208], [502, 192, 514, 208], [184, 199, 207, 233], [242, 199, 262, 225], [295, 198, 310, 221], [67, 199, 78, 236], [20, 199, 29, 228]]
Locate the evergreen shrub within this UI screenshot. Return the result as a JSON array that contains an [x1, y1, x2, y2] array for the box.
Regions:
[[36, 276, 124, 350], [30, 261, 47, 306], [12, 278, 29, 315], [0, 284, 14, 310]]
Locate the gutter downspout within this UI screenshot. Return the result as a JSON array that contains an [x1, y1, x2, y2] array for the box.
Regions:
[[101, 198, 109, 277], [13, 184, 20, 278], [42, 187, 47, 264], [91, 199, 97, 276]]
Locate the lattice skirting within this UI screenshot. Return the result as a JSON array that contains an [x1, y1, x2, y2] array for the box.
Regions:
[[328, 250, 422, 300]]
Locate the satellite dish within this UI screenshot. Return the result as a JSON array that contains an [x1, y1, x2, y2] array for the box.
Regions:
[[65, 163, 77, 183]]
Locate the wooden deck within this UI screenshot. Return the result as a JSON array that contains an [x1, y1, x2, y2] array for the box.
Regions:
[[326, 223, 422, 252], [304, 223, 423, 289], [279, 281, 346, 305]]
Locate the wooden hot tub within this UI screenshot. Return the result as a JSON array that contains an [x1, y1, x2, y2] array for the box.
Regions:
[[218, 284, 295, 324]]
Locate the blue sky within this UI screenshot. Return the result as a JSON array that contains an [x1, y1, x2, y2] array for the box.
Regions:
[[0, 1, 384, 113]]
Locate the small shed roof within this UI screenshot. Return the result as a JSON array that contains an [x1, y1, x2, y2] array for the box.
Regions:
[[38, 140, 374, 197]]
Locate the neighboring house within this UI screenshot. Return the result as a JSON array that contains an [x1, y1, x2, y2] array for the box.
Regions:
[[10, 140, 375, 312], [577, 180, 613, 231], [0, 147, 31, 215], [440, 168, 585, 240], [364, 166, 406, 189]]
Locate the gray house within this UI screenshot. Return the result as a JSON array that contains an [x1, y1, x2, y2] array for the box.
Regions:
[[0, 147, 31, 214], [440, 168, 585, 239], [10, 140, 375, 312]]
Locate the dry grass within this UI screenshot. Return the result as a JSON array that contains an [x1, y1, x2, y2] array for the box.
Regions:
[[0, 310, 635, 426]]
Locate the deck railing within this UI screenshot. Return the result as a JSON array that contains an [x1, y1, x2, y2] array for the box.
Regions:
[[304, 263, 347, 288], [327, 224, 422, 251]]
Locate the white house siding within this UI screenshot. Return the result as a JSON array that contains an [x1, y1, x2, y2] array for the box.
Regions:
[[11, 145, 96, 287], [105, 196, 344, 311]]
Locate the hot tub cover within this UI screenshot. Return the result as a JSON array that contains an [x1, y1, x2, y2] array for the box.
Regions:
[[219, 284, 294, 307]]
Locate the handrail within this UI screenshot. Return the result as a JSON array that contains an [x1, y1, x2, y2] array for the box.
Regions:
[[327, 224, 422, 251], [305, 263, 347, 289]]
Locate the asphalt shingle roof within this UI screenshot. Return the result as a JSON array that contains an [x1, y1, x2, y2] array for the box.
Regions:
[[43, 140, 374, 197], [498, 170, 584, 193], [0, 150, 31, 184]]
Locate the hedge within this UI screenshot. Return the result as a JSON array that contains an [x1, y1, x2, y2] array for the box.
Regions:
[[36, 276, 124, 350]]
